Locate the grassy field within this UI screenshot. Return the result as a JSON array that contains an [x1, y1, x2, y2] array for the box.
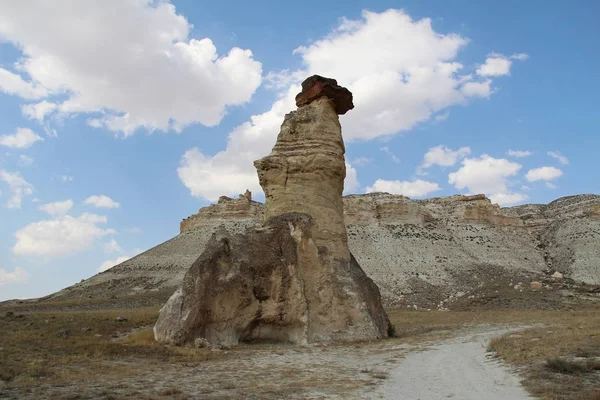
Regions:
[[1, 300, 599, 399]]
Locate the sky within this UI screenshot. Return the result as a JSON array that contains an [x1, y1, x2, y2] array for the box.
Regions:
[[0, 0, 598, 301]]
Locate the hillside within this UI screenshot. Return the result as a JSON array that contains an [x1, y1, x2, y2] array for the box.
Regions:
[[46, 192, 600, 308]]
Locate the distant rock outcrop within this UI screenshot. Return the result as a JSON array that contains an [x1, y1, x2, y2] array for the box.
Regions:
[[47, 193, 600, 311], [154, 76, 391, 346]]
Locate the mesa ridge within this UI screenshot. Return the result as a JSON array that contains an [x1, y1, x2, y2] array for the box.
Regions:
[[44, 192, 600, 310]]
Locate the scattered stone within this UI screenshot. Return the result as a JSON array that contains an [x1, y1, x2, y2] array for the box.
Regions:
[[530, 281, 543, 290], [5, 311, 13, 317], [56, 329, 71, 338], [551, 271, 564, 279], [94, 334, 102, 338], [116, 316, 128, 322], [194, 338, 210, 348], [81, 327, 92, 333]]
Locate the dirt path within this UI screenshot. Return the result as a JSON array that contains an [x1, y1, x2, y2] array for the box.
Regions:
[[1, 326, 532, 399], [368, 327, 532, 400]]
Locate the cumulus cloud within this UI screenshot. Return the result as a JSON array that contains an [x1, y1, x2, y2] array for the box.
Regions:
[[21, 101, 57, 122], [548, 151, 569, 165], [476, 53, 528, 77], [179, 9, 522, 201], [448, 155, 526, 205], [366, 179, 440, 197], [525, 166, 563, 182], [0, 127, 43, 149], [0, 169, 34, 208], [0, 68, 47, 99], [0, 1, 262, 136], [84, 195, 120, 208], [507, 149, 532, 158], [39, 199, 73, 216], [103, 238, 123, 254], [0, 267, 30, 286], [13, 213, 115, 258], [419, 145, 471, 172]]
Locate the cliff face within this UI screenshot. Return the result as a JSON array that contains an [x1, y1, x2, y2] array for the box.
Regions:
[[49, 192, 600, 308]]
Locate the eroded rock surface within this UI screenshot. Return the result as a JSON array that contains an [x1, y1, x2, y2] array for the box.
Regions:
[[154, 76, 391, 345], [154, 214, 391, 346]]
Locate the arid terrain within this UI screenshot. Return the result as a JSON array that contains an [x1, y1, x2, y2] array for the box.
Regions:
[[44, 193, 600, 311], [1, 296, 599, 399], [2, 192, 599, 399]]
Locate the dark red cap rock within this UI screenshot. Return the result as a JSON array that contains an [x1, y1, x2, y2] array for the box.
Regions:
[[295, 75, 354, 115]]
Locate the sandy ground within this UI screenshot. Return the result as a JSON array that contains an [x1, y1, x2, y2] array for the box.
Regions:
[[368, 327, 532, 400], [1, 326, 532, 399]]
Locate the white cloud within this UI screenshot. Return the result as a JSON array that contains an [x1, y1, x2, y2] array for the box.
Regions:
[[0, 1, 262, 135], [0, 67, 47, 99], [525, 166, 563, 182], [178, 88, 297, 202], [490, 192, 528, 206], [103, 238, 123, 254], [476, 55, 511, 77], [178, 9, 524, 201], [13, 213, 115, 258], [39, 199, 73, 216], [127, 227, 142, 234], [448, 155, 526, 205], [420, 145, 471, 172], [547, 151, 569, 165], [344, 162, 360, 193], [61, 175, 74, 183], [84, 195, 120, 208], [19, 155, 34, 166], [546, 182, 557, 189], [0, 169, 33, 208], [21, 101, 57, 122], [0, 267, 30, 286], [0, 127, 43, 149], [476, 52, 528, 77], [366, 179, 440, 197], [507, 149, 532, 158], [380, 146, 400, 163], [460, 79, 492, 98]]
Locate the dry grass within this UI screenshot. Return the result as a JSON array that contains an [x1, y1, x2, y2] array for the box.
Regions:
[[486, 303, 600, 400], [2, 299, 599, 399], [0, 306, 221, 388]]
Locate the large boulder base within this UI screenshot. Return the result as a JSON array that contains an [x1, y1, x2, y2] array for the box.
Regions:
[[154, 213, 392, 346]]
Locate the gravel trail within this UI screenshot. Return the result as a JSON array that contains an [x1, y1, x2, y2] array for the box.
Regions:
[[369, 327, 532, 400]]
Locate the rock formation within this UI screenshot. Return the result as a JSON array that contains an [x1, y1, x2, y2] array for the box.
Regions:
[[153, 76, 392, 346], [49, 193, 600, 311]]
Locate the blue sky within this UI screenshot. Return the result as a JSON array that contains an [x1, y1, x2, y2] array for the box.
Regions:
[[0, 0, 598, 300]]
